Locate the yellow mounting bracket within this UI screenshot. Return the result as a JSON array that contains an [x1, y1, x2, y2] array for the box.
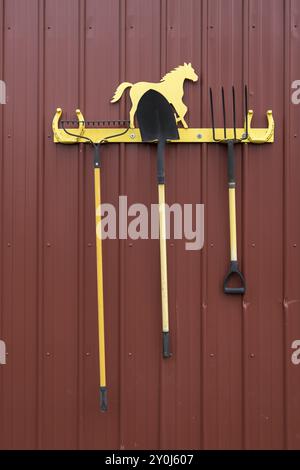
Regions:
[[52, 107, 274, 144], [52, 108, 85, 143], [52, 63, 274, 145]]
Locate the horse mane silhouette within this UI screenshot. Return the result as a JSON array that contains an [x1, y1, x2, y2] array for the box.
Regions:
[[111, 63, 198, 128]]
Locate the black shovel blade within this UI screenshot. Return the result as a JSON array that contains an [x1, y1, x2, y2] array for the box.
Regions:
[[136, 90, 179, 142]]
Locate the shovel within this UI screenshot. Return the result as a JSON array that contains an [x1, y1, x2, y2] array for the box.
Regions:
[[137, 89, 179, 358]]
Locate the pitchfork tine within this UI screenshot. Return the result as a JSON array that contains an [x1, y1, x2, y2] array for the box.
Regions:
[[209, 87, 217, 142], [244, 85, 248, 139], [221, 87, 227, 139], [232, 86, 237, 141]]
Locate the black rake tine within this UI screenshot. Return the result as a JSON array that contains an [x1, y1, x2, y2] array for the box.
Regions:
[[221, 86, 227, 139], [209, 87, 217, 141], [232, 86, 237, 141], [244, 85, 249, 139]]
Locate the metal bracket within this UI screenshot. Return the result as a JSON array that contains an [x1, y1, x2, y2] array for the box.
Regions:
[[52, 107, 274, 144]]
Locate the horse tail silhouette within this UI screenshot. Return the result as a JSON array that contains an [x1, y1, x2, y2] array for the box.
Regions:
[[110, 82, 133, 103]]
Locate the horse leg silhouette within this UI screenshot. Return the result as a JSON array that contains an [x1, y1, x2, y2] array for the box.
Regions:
[[129, 84, 149, 128], [172, 100, 188, 128], [129, 101, 138, 128]]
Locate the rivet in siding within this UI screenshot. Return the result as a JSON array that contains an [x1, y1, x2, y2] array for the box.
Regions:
[[210, 353, 214, 358], [46, 243, 51, 247], [88, 243, 92, 247], [210, 243, 214, 247], [8, 134, 11, 138], [209, 25, 214, 29], [45, 352, 50, 357], [130, 25, 134, 29], [88, 26, 92, 30], [252, 25, 256, 29], [293, 244, 297, 248], [129, 242, 133, 247], [170, 242, 174, 247], [170, 26, 174, 30], [47, 26, 51, 30], [7, 26, 11, 30], [7, 243, 11, 247], [85, 352, 91, 356], [128, 352, 132, 356], [251, 243, 255, 247], [294, 134, 297, 138], [250, 353, 255, 358], [295, 24, 298, 28]]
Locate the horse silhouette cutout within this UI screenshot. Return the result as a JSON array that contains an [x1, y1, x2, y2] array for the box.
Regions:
[[110, 63, 198, 129]]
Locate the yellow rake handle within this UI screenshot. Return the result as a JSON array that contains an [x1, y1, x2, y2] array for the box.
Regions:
[[94, 168, 107, 410], [158, 184, 171, 357]]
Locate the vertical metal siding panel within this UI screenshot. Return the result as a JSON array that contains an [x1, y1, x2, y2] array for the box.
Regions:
[[120, 0, 161, 450], [162, 0, 202, 450], [285, 0, 300, 450], [245, 0, 285, 449], [76, 0, 85, 450], [36, 0, 45, 450], [0, 0, 5, 446], [118, 0, 127, 451], [81, 0, 121, 450], [200, 0, 209, 450], [204, 0, 243, 449], [42, 0, 80, 449], [241, 0, 249, 449], [1, 0, 14, 447], [0, 0, 39, 449]]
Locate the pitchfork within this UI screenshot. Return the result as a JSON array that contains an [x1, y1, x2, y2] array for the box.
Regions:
[[209, 85, 248, 295]]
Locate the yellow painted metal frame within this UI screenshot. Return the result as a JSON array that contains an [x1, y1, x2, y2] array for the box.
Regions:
[[52, 107, 275, 145]]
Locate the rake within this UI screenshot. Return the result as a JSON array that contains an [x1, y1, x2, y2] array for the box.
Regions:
[[209, 85, 248, 295], [61, 119, 130, 411]]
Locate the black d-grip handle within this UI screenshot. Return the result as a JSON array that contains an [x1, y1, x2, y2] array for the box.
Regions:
[[224, 261, 246, 295]]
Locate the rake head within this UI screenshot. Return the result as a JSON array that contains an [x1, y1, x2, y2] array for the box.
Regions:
[[209, 85, 248, 143], [60, 119, 130, 128]]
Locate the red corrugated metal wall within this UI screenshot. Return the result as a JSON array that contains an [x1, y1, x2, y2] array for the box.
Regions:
[[0, 0, 300, 450]]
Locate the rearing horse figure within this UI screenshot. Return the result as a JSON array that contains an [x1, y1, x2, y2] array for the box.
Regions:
[[111, 63, 198, 129]]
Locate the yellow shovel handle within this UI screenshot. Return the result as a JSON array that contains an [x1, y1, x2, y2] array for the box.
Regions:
[[158, 184, 171, 357]]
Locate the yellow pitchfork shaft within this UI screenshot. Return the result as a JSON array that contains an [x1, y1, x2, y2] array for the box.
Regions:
[[228, 187, 238, 262], [94, 167, 107, 411], [158, 184, 171, 357]]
